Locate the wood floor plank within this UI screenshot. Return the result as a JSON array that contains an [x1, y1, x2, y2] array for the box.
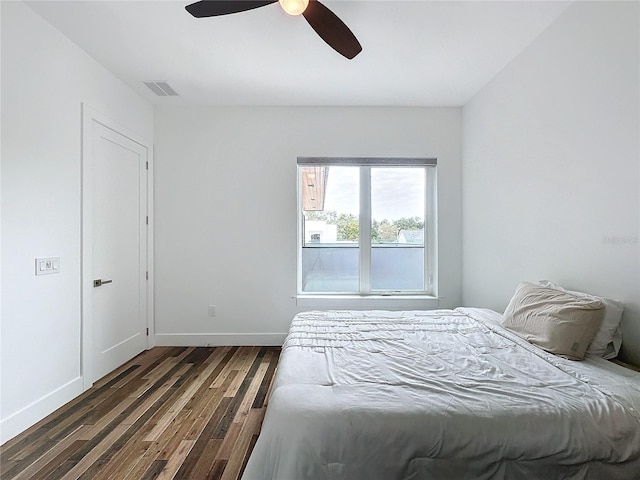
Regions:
[[78, 395, 138, 441], [186, 438, 223, 479], [253, 351, 279, 409], [0, 346, 281, 480], [126, 364, 193, 413], [57, 423, 130, 480], [208, 458, 229, 480], [91, 439, 152, 480], [219, 409, 264, 480], [140, 459, 167, 480], [156, 411, 197, 461], [183, 372, 235, 442], [144, 349, 227, 441], [210, 348, 246, 388], [182, 349, 237, 416], [11, 426, 89, 480], [29, 440, 88, 480], [102, 365, 208, 479], [28, 440, 86, 480], [213, 348, 266, 440], [141, 356, 184, 382], [234, 361, 269, 423], [224, 348, 260, 397], [172, 395, 232, 480], [156, 439, 195, 479], [64, 360, 193, 480], [215, 421, 243, 461], [119, 400, 199, 480]]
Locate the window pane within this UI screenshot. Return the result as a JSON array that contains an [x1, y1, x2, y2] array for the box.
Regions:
[[370, 167, 425, 291], [300, 166, 359, 292]]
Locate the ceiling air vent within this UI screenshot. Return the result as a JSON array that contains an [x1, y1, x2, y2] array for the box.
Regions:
[[144, 81, 178, 96]]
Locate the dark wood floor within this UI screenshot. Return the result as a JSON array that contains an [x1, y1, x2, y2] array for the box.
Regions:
[[0, 346, 280, 480]]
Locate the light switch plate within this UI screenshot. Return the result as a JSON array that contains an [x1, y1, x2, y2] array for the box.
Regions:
[[35, 257, 61, 275]]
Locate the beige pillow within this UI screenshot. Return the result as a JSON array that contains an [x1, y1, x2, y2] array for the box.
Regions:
[[538, 281, 624, 359], [502, 282, 605, 360]]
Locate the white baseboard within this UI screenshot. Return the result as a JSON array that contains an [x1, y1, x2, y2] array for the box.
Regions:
[[1, 376, 84, 444], [153, 333, 287, 347]]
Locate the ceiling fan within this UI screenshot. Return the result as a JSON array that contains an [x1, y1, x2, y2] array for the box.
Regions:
[[185, 0, 362, 59]]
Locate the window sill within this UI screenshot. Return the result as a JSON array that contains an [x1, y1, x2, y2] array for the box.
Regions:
[[296, 294, 441, 309]]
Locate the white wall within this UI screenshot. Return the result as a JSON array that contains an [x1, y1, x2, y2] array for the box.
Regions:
[[154, 107, 462, 344], [462, 1, 640, 365], [1, 2, 153, 442]]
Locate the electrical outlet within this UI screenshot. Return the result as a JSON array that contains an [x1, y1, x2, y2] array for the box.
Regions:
[[208, 305, 216, 317]]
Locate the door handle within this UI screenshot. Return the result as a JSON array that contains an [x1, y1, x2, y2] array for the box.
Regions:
[[93, 279, 113, 287]]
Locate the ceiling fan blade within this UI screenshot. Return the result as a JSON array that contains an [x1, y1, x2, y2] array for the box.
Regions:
[[185, 0, 277, 18], [302, 0, 362, 59]]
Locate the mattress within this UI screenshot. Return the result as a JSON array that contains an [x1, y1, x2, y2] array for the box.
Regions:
[[242, 308, 640, 479]]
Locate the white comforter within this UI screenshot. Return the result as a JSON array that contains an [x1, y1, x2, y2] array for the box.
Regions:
[[242, 308, 640, 480]]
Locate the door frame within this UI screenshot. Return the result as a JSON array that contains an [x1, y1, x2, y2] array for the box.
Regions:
[[81, 103, 154, 391]]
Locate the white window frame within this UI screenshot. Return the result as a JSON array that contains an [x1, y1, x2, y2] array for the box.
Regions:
[[296, 157, 438, 305]]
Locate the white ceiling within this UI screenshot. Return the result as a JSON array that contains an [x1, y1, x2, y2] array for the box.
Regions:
[[26, 0, 571, 106]]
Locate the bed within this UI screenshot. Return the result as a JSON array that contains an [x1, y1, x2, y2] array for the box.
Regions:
[[242, 306, 640, 479]]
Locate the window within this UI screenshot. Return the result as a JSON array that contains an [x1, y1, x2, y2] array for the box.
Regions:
[[297, 157, 437, 297]]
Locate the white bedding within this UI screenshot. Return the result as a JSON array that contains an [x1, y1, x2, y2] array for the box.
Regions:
[[242, 308, 640, 480]]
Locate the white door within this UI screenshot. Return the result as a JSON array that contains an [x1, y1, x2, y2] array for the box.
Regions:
[[83, 110, 148, 384]]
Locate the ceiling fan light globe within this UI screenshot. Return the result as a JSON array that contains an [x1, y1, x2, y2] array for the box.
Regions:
[[279, 0, 309, 16]]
